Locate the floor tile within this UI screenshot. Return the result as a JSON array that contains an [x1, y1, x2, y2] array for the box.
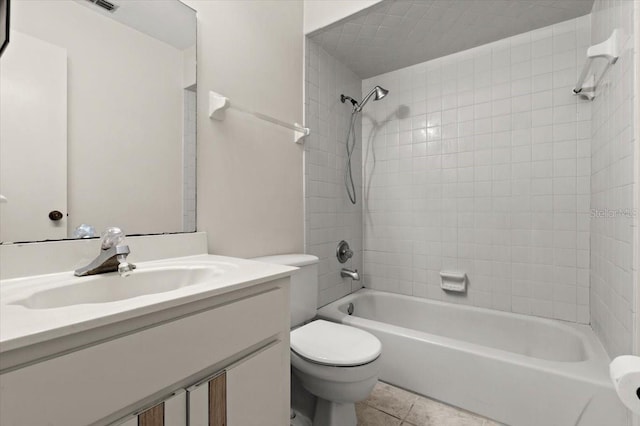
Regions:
[[403, 397, 485, 426], [356, 381, 503, 426], [356, 402, 402, 426], [363, 382, 419, 419]]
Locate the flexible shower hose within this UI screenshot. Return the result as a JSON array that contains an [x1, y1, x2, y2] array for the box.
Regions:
[[345, 111, 358, 205]]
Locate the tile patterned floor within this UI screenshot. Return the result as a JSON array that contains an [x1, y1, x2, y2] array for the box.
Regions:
[[357, 382, 503, 426]]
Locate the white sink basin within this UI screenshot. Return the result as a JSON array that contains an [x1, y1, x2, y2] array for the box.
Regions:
[[0, 254, 297, 357], [10, 265, 224, 309]]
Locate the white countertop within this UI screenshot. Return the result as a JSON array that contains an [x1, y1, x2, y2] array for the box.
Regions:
[[0, 254, 296, 354]]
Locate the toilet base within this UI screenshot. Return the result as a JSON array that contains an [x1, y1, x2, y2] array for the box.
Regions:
[[313, 398, 356, 426]]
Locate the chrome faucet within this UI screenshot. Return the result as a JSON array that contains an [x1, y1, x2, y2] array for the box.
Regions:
[[340, 268, 360, 281], [74, 227, 135, 277]]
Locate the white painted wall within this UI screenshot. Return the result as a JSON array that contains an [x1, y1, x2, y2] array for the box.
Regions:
[[10, 0, 184, 237], [304, 0, 383, 34], [182, 46, 197, 89], [183, 45, 197, 89], [182, 0, 304, 258]]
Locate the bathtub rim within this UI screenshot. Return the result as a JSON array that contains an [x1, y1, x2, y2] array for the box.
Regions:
[[317, 288, 614, 387]]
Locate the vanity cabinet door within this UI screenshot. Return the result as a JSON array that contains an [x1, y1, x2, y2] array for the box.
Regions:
[[226, 341, 288, 426], [209, 373, 227, 426], [111, 390, 186, 426], [187, 340, 288, 426], [164, 390, 188, 426], [138, 403, 164, 426], [188, 372, 226, 426]]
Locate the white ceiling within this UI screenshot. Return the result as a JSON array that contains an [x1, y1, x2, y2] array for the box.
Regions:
[[308, 0, 594, 78]]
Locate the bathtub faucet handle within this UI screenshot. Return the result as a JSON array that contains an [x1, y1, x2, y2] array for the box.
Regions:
[[337, 240, 354, 263]]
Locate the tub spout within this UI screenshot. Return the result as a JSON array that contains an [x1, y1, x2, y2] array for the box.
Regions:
[[341, 268, 360, 281]]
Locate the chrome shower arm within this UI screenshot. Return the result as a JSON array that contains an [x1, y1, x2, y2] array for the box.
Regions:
[[356, 85, 389, 112], [356, 88, 378, 112]]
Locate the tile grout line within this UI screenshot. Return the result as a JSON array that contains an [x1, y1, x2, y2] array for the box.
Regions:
[[401, 399, 417, 425], [363, 400, 403, 422]]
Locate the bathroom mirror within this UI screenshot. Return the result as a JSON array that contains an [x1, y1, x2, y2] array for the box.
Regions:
[[0, 0, 8, 56], [0, 0, 196, 243]]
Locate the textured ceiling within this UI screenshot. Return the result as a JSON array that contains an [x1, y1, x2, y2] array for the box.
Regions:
[[308, 0, 594, 78]]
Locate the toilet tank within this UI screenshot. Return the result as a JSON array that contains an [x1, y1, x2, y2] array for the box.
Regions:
[[251, 254, 318, 328]]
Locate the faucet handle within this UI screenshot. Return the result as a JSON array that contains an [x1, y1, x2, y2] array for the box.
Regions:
[[101, 227, 125, 249], [337, 240, 354, 263]]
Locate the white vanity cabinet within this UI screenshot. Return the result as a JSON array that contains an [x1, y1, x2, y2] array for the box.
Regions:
[[226, 340, 288, 425], [113, 390, 187, 426], [0, 278, 290, 426], [187, 341, 287, 426]]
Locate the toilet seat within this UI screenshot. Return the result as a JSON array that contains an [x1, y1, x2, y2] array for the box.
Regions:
[[290, 320, 381, 367]]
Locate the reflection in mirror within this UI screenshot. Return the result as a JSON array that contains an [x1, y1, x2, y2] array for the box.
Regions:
[[0, 0, 196, 243]]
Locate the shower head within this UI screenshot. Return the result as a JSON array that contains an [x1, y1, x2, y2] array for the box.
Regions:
[[340, 85, 389, 112], [373, 85, 389, 100], [356, 85, 389, 111]]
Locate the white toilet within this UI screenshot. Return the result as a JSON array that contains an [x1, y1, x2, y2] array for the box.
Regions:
[[252, 254, 381, 426]]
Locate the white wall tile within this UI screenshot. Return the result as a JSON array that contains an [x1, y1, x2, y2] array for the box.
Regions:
[[589, 0, 637, 358], [305, 39, 363, 307], [182, 90, 197, 232], [362, 18, 591, 323]]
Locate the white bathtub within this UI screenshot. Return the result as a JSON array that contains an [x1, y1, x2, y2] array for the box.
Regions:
[[318, 289, 628, 426]]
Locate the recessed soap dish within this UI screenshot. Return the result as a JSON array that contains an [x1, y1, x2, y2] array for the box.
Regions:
[[440, 271, 467, 293]]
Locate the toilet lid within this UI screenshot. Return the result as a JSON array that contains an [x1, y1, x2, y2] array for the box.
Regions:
[[290, 320, 382, 366]]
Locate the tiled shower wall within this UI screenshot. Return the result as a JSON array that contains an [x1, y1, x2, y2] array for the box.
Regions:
[[183, 89, 197, 232], [589, 0, 637, 357], [305, 39, 364, 306], [362, 17, 593, 323]]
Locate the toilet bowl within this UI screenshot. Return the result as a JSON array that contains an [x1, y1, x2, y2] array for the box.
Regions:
[[291, 319, 381, 425], [251, 254, 381, 426]]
